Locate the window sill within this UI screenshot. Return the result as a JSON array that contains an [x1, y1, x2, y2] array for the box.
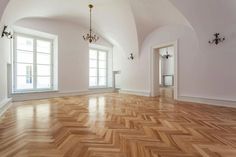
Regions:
[[12, 89, 59, 95]]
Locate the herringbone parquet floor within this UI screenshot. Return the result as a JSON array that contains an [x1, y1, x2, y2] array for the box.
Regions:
[[0, 92, 236, 157]]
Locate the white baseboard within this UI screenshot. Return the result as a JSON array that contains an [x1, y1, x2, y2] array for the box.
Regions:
[[119, 89, 150, 97], [178, 96, 236, 108], [10, 89, 236, 109], [12, 88, 115, 102], [0, 98, 12, 117], [118, 90, 236, 108]]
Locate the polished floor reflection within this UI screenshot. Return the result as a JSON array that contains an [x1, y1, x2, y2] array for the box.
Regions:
[[0, 93, 236, 157], [160, 87, 174, 98]]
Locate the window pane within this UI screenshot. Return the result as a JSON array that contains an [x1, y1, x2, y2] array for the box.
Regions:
[[89, 59, 97, 68], [37, 40, 51, 53], [89, 68, 97, 77], [99, 77, 106, 86], [99, 69, 106, 77], [99, 51, 106, 61], [89, 77, 97, 87], [37, 53, 51, 65], [17, 64, 33, 76], [17, 36, 33, 51], [17, 76, 33, 90], [37, 77, 51, 89], [37, 65, 51, 76], [99, 61, 106, 69], [89, 50, 97, 59], [17, 51, 33, 63]]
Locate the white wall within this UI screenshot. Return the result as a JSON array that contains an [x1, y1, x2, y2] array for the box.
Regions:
[[113, 44, 150, 94], [169, 0, 236, 101], [0, 0, 10, 110], [11, 18, 113, 100], [0, 31, 8, 105], [116, 23, 236, 104], [115, 24, 198, 96], [0, 24, 11, 108]]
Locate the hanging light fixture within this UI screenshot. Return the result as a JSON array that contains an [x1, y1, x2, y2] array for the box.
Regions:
[[1, 25, 13, 39], [83, 4, 99, 43], [161, 47, 172, 59]]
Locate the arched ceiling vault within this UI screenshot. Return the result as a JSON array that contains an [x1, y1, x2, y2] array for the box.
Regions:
[[169, 0, 236, 46], [129, 0, 191, 47], [0, 0, 9, 22], [2, 0, 139, 56], [1, 0, 236, 56]]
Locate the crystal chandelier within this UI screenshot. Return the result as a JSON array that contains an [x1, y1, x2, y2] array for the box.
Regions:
[[83, 4, 99, 43]]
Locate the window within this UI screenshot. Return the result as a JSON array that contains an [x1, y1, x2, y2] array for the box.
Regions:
[[13, 34, 54, 92], [89, 49, 108, 88]]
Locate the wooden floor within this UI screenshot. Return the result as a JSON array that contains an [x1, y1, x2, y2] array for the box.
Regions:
[[0, 92, 236, 157]]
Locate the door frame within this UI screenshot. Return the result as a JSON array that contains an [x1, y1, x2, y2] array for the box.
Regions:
[[150, 40, 178, 100]]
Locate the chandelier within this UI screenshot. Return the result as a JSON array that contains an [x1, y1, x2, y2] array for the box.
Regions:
[[83, 4, 99, 43], [161, 47, 172, 59]]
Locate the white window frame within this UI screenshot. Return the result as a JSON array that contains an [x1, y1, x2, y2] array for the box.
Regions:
[[13, 33, 54, 93], [89, 48, 109, 88]]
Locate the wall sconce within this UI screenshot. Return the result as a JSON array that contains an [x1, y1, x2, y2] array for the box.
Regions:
[[128, 53, 134, 60], [209, 33, 225, 45], [1, 25, 13, 39]]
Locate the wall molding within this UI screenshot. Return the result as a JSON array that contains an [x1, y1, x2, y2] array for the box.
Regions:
[[0, 98, 12, 117], [119, 89, 150, 97], [119, 89, 236, 108], [8, 89, 236, 112], [177, 96, 236, 108], [12, 88, 115, 102]]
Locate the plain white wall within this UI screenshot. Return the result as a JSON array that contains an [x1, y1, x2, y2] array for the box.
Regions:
[[0, 23, 11, 107], [12, 18, 113, 98], [0, 0, 10, 107], [0, 25, 10, 105]]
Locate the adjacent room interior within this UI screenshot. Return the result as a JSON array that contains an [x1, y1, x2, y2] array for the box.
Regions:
[[159, 45, 174, 99], [0, 0, 236, 157]]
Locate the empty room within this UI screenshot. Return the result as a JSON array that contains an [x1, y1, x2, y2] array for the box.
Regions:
[[0, 0, 236, 157]]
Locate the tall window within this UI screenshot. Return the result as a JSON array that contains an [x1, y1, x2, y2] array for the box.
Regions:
[[89, 49, 108, 88], [13, 34, 53, 92]]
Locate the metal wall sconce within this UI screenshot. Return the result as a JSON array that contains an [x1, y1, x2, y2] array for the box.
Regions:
[[1, 25, 13, 39], [209, 33, 225, 45], [128, 53, 134, 60]]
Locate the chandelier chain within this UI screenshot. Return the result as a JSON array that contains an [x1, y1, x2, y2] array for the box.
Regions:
[[83, 4, 99, 43]]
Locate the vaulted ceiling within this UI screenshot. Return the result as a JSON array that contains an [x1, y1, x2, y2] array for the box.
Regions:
[[0, 0, 9, 20], [1, 0, 236, 55]]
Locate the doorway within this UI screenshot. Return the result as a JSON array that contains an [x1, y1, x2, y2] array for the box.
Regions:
[[150, 41, 178, 99], [159, 46, 174, 98]]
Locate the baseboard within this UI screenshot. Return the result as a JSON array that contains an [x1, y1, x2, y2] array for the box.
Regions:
[[11, 89, 236, 108], [0, 98, 12, 117], [178, 96, 236, 108], [12, 88, 115, 102], [119, 89, 150, 97]]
